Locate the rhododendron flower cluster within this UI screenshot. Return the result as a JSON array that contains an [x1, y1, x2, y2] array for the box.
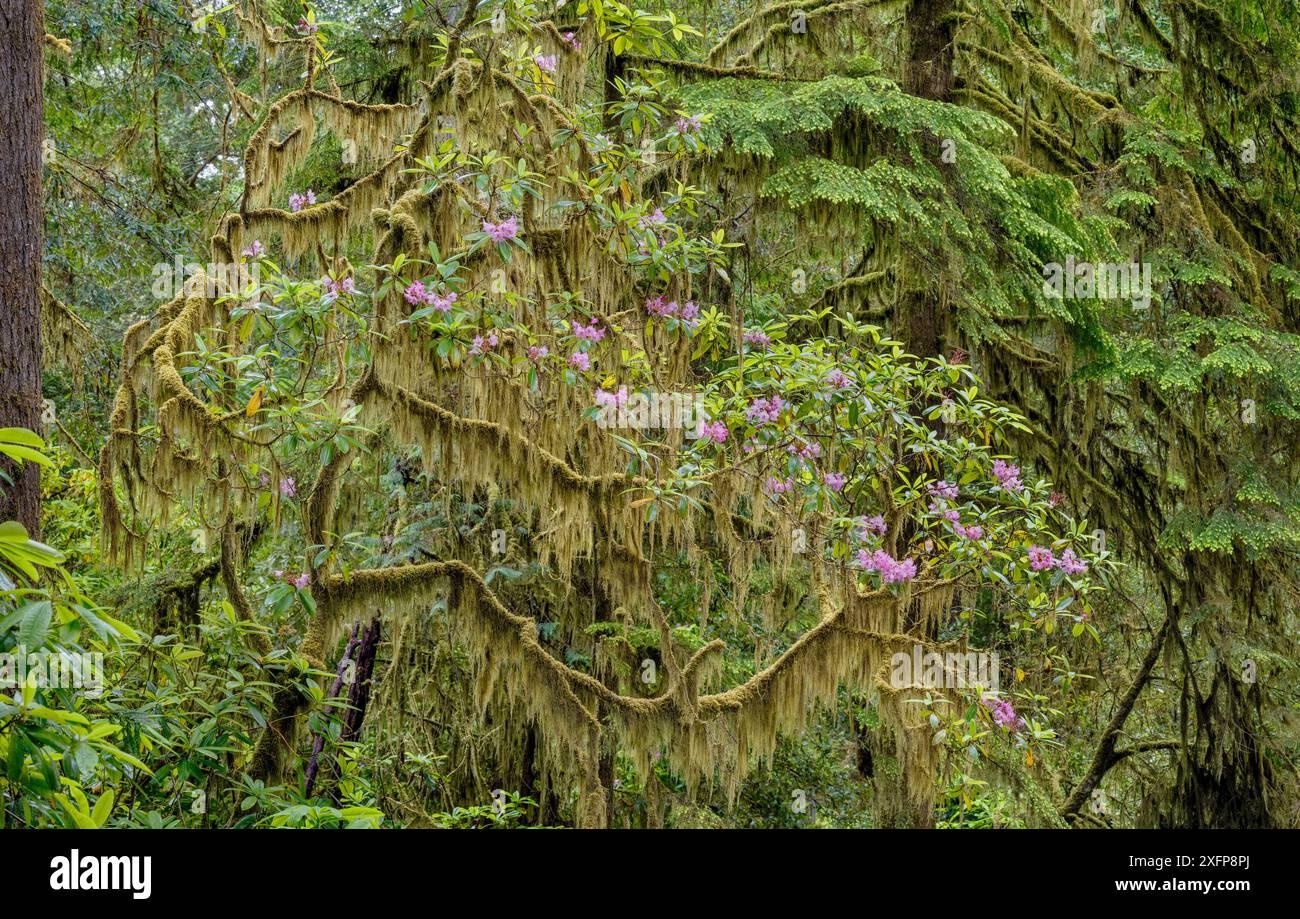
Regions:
[[242, 239, 265, 259], [858, 515, 887, 537], [984, 697, 1026, 732], [787, 438, 820, 460], [289, 189, 316, 211], [696, 420, 728, 444], [1027, 545, 1055, 570], [594, 386, 628, 409], [274, 569, 311, 589], [746, 395, 784, 426], [645, 295, 694, 318], [470, 332, 499, 356], [483, 217, 519, 242], [571, 319, 605, 341], [323, 275, 356, 300], [561, 31, 580, 50], [823, 472, 846, 492], [675, 114, 702, 134], [743, 329, 772, 349], [404, 281, 457, 312], [534, 54, 557, 73], [568, 352, 590, 371], [404, 280, 429, 305], [279, 477, 297, 499], [825, 369, 851, 390], [526, 345, 549, 362], [765, 476, 792, 494], [858, 549, 918, 584], [993, 459, 1023, 493], [1026, 544, 1088, 574], [928, 480, 959, 500], [1056, 548, 1088, 574], [953, 522, 983, 540], [637, 208, 667, 229]]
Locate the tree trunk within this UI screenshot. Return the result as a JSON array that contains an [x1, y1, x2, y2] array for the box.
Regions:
[[875, 8, 957, 831], [905, 0, 955, 104], [0, 0, 45, 533], [901, 0, 955, 361]]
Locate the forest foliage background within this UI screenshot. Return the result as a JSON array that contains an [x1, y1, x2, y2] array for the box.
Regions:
[[3, 0, 1299, 829]]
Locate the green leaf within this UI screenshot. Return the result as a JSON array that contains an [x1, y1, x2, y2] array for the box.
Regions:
[[16, 600, 53, 649], [0, 428, 45, 448], [91, 789, 115, 827]]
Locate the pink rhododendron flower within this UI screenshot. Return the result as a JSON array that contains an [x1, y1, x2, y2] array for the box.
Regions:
[[527, 345, 549, 362], [1056, 548, 1088, 574], [637, 208, 667, 229], [788, 439, 821, 460], [645, 295, 677, 318], [696, 420, 728, 444], [242, 240, 265, 258], [984, 698, 1026, 732], [571, 319, 606, 341], [292, 572, 310, 589], [883, 557, 917, 584], [858, 549, 917, 583], [858, 515, 887, 536], [679, 300, 699, 321], [430, 292, 457, 312], [765, 476, 792, 494], [594, 387, 628, 409], [404, 280, 430, 305], [1027, 545, 1055, 571], [746, 395, 784, 426], [289, 189, 316, 212], [823, 472, 846, 492], [322, 275, 355, 300], [928, 480, 959, 500], [561, 31, 580, 50], [279, 477, 297, 499], [675, 115, 702, 134], [825, 369, 851, 390], [743, 329, 772, 349], [483, 217, 518, 242], [568, 351, 590, 371], [953, 523, 983, 540], [993, 459, 1024, 493], [534, 54, 558, 73]]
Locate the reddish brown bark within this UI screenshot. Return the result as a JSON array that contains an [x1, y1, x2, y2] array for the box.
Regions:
[[0, 0, 46, 533]]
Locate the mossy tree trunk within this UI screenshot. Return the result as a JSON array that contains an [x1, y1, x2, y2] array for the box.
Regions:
[[864, 721, 936, 828], [901, 0, 955, 363], [864, 7, 960, 831]]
